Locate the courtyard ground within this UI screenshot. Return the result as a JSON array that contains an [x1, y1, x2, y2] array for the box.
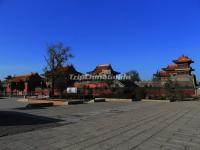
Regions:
[[0, 97, 200, 150]]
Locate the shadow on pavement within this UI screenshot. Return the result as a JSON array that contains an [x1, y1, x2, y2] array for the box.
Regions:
[[0, 111, 67, 137], [14, 107, 48, 110], [0, 111, 63, 126]]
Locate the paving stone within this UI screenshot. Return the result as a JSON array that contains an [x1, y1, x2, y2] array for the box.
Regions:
[[1, 98, 200, 150]]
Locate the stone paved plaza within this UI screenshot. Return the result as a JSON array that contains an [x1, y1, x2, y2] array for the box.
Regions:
[[1, 98, 200, 150]]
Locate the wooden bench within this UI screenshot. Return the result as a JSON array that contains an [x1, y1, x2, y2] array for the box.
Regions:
[[26, 102, 54, 108], [68, 99, 84, 105]]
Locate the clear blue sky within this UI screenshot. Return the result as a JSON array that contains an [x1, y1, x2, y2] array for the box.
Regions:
[[0, 0, 200, 80]]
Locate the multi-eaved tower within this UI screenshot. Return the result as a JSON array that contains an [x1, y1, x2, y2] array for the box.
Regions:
[[172, 55, 194, 75], [143, 55, 197, 98], [154, 55, 195, 79]]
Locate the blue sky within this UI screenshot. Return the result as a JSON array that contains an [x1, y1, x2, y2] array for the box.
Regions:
[[0, 0, 200, 80]]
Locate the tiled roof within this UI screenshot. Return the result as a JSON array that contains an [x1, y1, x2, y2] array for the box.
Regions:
[[174, 55, 194, 63], [165, 64, 178, 70], [87, 64, 120, 75], [156, 71, 170, 77], [45, 65, 82, 77], [8, 72, 38, 82]]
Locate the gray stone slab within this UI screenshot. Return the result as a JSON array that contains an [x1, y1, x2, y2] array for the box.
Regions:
[[0, 98, 200, 150]]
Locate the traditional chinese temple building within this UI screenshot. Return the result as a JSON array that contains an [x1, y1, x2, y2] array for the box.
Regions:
[[138, 55, 197, 98], [154, 55, 195, 79], [74, 64, 120, 96], [5, 72, 46, 96], [45, 65, 82, 96]]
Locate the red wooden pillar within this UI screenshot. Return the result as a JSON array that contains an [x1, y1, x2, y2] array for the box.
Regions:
[[24, 82, 29, 95], [6, 83, 12, 96]]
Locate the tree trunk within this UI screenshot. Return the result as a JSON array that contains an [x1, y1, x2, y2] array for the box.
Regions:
[[51, 77, 55, 97]]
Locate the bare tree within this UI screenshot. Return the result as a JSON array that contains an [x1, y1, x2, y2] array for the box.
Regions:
[[0, 80, 2, 93], [44, 42, 73, 96]]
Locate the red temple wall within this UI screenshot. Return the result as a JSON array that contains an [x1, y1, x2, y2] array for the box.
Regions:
[[146, 88, 196, 97]]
